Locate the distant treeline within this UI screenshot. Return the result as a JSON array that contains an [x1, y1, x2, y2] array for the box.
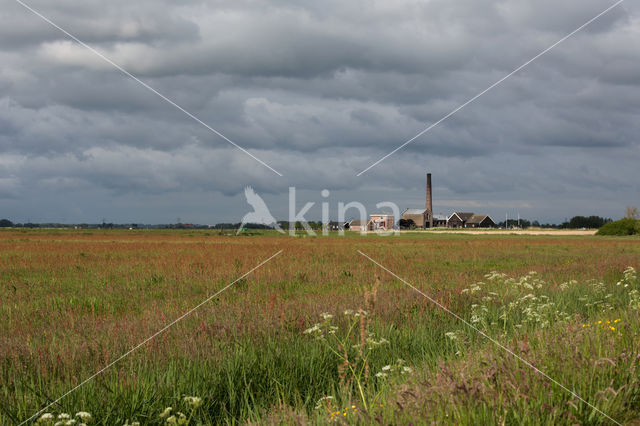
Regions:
[[215, 222, 329, 230], [561, 216, 612, 229], [0, 219, 216, 229], [496, 215, 612, 229], [0, 216, 613, 230], [0, 219, 330, 230]]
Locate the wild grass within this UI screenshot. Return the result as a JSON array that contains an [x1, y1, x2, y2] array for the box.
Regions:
[[0, 229, 639, 424]]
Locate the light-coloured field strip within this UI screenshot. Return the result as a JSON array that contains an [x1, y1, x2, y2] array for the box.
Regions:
[[398, 229, 598, 236]]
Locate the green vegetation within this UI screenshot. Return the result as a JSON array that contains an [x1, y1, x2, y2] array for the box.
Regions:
[[565, 215, 612, 229], [597, 218, 640, 236], [1, 230, 640, 424]]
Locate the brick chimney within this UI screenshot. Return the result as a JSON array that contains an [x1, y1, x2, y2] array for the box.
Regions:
[[426, 173, 433, 228]]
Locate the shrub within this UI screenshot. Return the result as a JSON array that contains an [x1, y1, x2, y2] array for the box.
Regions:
[[596, 218, 640, 236]]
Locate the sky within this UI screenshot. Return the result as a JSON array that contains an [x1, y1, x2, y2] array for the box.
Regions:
[[0, 0, 639, 224]]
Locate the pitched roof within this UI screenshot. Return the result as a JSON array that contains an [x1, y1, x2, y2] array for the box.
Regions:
[[403, 208, 427, 215], [457, 212, 475, 221], [433, 214, 447, 221], [350, 220, 366, 226], [448, 212, 464, 221], [466, 214, 489, 224]]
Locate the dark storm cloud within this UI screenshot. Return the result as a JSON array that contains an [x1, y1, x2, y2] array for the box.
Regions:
[[0, 0, 639, 223]]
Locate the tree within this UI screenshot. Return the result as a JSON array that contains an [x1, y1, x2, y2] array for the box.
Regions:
[[517, 219, 532, 229], [398, 218, 416, 229], [597, 218, 640, 236], [0, 219, 13, 227], [626, 206, 639, 220], [567, 216, 611, 229]]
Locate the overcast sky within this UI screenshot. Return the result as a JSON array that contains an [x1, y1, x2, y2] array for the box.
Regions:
[[1, 0, 639, 224]]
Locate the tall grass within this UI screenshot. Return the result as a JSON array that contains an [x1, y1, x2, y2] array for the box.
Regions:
[[1, 229, 639, 424]]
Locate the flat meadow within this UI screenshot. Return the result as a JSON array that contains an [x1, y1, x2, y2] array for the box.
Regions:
[[1, 229, 640, 425]]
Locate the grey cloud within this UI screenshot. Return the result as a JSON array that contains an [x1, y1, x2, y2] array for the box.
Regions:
[[1, 0, 200, 49], [0, 0, 639, 223]]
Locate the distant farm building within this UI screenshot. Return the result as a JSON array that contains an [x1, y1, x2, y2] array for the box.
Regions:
[[401, 208, 431, 228], [400, 172, 496, 229], [369, 214, 395, 231], [349, 214, 395, 232], [447, 212, 474, 228], [448, 212, 496, 228], [349, 220, 368, 232], [401, 172, 435, 228], [433, 214, 447, 227], [465, 214, 496, 228], [325, 221, 347, 231]]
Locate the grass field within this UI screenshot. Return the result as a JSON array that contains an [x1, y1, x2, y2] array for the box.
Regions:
[[1, 229, 640, 425]]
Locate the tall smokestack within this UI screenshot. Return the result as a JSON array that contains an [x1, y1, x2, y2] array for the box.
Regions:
[[426, 173, 433, 228]]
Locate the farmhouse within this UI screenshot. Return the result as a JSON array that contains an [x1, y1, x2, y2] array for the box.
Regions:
[[368, 214, 395, 231], [447, 212, 474, 228], [349, 214, 396, 232], [447, 212, 496, 228], [348, 220, 368, 232], [465, 214, 496, 228]]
